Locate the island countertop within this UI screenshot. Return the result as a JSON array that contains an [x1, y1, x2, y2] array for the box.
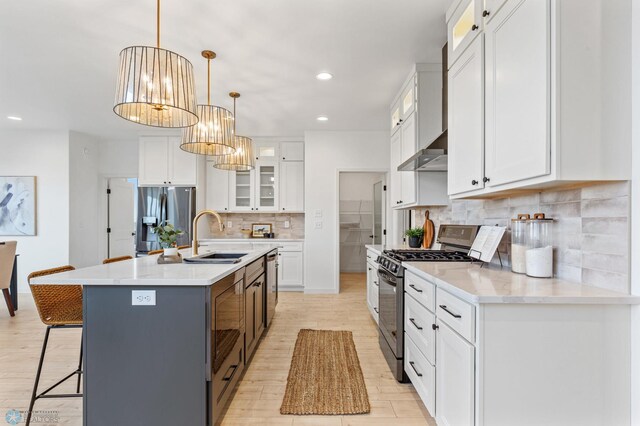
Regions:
[[30, 247, 276, 287], [404, 262, 640, 305]]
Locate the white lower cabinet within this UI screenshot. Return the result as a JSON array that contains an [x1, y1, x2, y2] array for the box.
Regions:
[[278, 249, 303, 289], [366, 258, 379, 324], [435, 319, 475, 426], [405, 333, 436, 417]]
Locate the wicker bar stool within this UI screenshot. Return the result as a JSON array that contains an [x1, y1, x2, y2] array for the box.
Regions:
[[27, 266, 83, 426], [147, 249, 163, 255], [102, 255, 133, 264], [177, 245, 191, 250]]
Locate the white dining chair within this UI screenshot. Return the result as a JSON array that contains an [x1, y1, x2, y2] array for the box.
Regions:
[[0, 241, 17, 316]]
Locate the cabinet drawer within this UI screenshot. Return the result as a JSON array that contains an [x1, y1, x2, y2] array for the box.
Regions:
[[405, 293, 436, 365], [366, 250, 379, 262], [405, 271, 436, 313], [405, 333, 435, 416], [276, 242, 303, 252], [436, 288, 475, 343]]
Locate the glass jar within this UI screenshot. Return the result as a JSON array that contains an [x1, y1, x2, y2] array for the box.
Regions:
[[525, 213, 554, 278], [510, 214, 530, 274]]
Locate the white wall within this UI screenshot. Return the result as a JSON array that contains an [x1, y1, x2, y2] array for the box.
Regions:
[[0, 130, 70, 292], [304, 131, 389, 293], [69, 131, 100, 267], [98, 139, 138, 176]]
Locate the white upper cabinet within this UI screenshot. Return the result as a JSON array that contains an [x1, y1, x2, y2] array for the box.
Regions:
[[390, 131, 403, 207], [139, 136, 197, 186], [254, 141, 279, 162], [390, 98, 402, 135], [447, 0, 482, 69], [447, 0, 629, 199], [229, 170, 255, 212], [280, 141, 304, 161], [484, 0, 550, 188], [206, 167, 230, 212], [255, 161, 279, 212], [280, 161, 304, 212], [448, 38, 484, 195], [401, 77, 416, 120]]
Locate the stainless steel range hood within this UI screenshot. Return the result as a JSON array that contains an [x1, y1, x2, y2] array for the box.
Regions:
[[398, 44, 448, 172], [397, 130, 447, 171]]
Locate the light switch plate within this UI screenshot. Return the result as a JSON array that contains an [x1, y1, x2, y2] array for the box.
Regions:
[[132, 290, 156, 306], [284, 221, 290, 229], [315, 209, 323, 218], [315, 221, 323, 229], [227, 221, 233, 228]]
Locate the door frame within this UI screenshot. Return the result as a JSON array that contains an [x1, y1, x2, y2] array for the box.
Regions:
[[98, 174, 136, 261], [335, 169, 388, 293]]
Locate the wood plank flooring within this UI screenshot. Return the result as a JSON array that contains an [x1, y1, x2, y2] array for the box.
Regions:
[[0, 273, 434, 425]]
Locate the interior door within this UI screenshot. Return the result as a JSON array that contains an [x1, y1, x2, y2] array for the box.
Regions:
[[108, 178, 136, 258]]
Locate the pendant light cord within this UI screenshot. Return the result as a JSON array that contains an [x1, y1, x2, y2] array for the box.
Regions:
[[156, 0, 160, 48], [207, 59, 211, 105], [233, 96, 236, 133]]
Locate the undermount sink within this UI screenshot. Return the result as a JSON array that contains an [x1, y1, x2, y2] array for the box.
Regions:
[[183, 252, 249, 264]]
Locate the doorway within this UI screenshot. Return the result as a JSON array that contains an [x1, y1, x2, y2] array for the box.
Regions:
[[338, 172, 387, 291], [105, 178, 137, 258]]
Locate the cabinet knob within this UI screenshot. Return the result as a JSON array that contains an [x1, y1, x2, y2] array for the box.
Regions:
[[471, 24, 479, 30], [399, 119, 403, 123], [471, 180, 478, 185], [432, 323, 439, 331], [482, 10, 490, 17], [283, 157, 286, 160], [282, 208, 285, 211], [483, 177, 490, 183]]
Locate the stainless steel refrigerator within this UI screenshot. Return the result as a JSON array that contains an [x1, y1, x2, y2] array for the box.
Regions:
[[136, 187, 196, 255]]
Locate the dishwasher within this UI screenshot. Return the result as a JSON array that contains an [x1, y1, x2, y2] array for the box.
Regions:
[[265, 249, 278, 327]]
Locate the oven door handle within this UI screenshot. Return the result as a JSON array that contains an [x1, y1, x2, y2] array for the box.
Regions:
[[377, 269, 397, 286]]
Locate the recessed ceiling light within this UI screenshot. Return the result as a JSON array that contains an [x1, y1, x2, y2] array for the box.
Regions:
[[317, 116, 329, 122], [316, 72, 333, 81], [7, 116, 22, 121]]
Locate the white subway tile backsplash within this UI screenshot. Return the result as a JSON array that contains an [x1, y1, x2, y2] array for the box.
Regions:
[[415, 181, 630, 293]]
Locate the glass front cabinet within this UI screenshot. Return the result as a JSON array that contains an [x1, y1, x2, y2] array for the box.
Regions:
[[228, 141, 280, 212]]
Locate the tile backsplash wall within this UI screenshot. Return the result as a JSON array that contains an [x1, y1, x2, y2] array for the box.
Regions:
[[202, 213, 305, 239], [414, 181, 630, 293]]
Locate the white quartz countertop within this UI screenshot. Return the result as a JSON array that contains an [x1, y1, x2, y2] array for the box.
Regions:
[[366, 244, 422, 255], [403, 262, 640, 305], [30, 247, 276, 287]]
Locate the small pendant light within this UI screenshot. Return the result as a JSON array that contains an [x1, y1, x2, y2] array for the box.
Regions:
[[180, 51, 235, 156], [113, 0, 198, 128], [210, 92, 255, 171]]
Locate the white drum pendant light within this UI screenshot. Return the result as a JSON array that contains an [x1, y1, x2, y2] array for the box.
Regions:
[[113, 0, 198, 128], [180, 50, 235, 156], [211, 92, 255, 171]]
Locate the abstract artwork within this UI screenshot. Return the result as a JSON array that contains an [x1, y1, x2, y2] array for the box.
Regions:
[[0, 176, 36, 236]]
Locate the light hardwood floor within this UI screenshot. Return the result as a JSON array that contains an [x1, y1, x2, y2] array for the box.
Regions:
[[0, 273, 434, 425]]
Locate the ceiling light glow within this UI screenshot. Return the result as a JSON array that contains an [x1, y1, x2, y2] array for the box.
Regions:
[[316, 72, 333, 81], [7, 116, 22, 121], [317, 116, 329, 122]]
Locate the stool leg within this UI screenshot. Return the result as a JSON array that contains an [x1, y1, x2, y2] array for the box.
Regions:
[[76, 333, 83, 393], [27, 326, 51, 426], [2, 288, 15, 317]]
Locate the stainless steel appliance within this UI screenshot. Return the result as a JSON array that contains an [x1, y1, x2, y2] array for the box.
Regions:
[[265, 249, 278, 327], [136, 186, 196, 255], [377, 224, 480, 382]]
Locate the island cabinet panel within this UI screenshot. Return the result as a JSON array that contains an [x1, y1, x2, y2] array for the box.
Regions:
[[83, 286, 208, 426]]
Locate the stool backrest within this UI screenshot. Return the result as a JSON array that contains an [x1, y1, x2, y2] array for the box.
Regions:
[[0, 241, 17, 290], [28, 266, 83, 325], [147, 249, 163, 255], [102, 255, 133, 264]]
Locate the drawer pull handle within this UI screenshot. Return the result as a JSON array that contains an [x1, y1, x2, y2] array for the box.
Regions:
[[409, 361, 423, 377], [408, 284, 423, 293], [439, 304, 462, 319], [374, 307, 379, 313], [409, 318, 423, 330]]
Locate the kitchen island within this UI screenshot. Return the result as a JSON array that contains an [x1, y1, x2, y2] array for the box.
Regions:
[[30, 246, 278, 426]]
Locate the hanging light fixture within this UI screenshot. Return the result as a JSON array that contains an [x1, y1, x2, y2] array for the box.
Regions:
[[113, 0, 198, 128], [211, 92, 255, 171], [180, 51, 235, 156]]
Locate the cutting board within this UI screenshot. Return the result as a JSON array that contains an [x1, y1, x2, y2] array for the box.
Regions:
[[422, 210, 434, 249]]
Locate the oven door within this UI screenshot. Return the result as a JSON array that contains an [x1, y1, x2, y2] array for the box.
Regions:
[[378, 268, 403, 357]]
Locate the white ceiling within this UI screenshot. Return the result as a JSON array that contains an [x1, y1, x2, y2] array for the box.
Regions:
[[0, 0, 450, 140]]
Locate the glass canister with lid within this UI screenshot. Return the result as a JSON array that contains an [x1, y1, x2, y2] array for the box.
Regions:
[[510, 214, 530, 274], [525, 213, 554, 278]]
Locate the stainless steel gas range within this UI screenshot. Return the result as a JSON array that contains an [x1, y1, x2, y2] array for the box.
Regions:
[[377, 224, 480, 382]]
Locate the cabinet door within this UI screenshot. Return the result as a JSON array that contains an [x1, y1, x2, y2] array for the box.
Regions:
[[244, 283, 256, 360], [366, 263, 374, 311], [229, 170, 255, 212], [280, 141, 304, 161], [391, 100, 402, 135], [254, 275, 265, 339], [255, 161, 279, 212], [390, 131, 402, 207], [401, 77, 417, 121], [400, 113, 417, 205], [482, 0, 509, 24], [138, 137, 169, 186], [484, 0, 550, 187], [254, 141, 279, 162], [206, 166, 230, 212], [448, 0, 482, 69], [448, 37, 485, 195], [278, 251, 303, 287], [436, 320, 475, 426], [280, 161, 304, 212], [167, 137, 197, 186]]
